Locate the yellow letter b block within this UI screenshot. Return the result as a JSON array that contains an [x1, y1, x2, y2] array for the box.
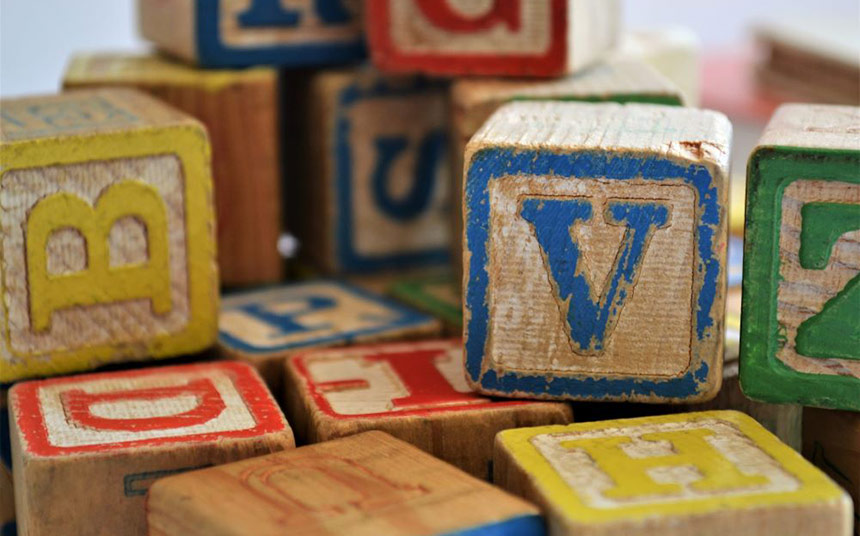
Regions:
[[495, 411, 853, 536], [0, 89, 218, 382]]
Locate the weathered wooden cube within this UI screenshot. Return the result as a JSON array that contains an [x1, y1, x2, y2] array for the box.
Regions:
[[740, 104, 860, 411], [615, 27, 701, 106], [218, 280, 441, 398], [284, 339, 571, 479], [9, 361, 295, 536], [495, 411, 853, 536], [803, 407, 859, 533], [388, 272, 462, 335], [138, 0, 365, 68], [463, 102, 730, 403], [299, 68, 451, 274], [64, 53, 284, 286], [450, 58, 685, 285], [0, 89, 218, 383], [366, 0, 620, 77], [148, 431, 544, 536]]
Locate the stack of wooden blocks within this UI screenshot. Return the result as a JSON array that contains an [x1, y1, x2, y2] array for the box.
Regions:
[[0, 1, 856, 535]]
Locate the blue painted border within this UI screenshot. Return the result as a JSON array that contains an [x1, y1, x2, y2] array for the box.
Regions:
[[334, 78, 450, 272], [464, 149, 721, 399], [442, 514, 545, 536], [195, 0, 365, 68], [218, 280, 435, 354]]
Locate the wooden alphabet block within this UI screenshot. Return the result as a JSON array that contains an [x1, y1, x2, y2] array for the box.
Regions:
[[388, 272, 462, 335], [64, 53, 284, 285], [8, 361, 294, 536], [148, 431, 544, 536], [495, 411, 853, 536], [218, 280, 441, 397], [450, 58, 685, 284], [298, 68, 451, 274], [138, 0, 365, 68], [740, 104, 860, 410], [803, 408, 860, 534], [463, 102, 730, 403], [366, 0, 620, 77], [284, 339, 571, 479], [0, 89, 218, 383]]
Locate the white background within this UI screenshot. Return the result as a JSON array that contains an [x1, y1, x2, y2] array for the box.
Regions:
[[1, 0, 858, 97]]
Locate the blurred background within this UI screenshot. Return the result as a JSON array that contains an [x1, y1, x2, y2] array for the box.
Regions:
[[2, 0, 858, 97]]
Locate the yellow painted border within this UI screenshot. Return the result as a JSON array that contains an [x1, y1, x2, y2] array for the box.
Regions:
[[64, 53, 276, 93], [498, 410, 846, 524], [0, 125, 219, 382]]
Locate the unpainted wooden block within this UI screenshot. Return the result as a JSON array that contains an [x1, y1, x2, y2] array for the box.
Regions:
[[9, 361, 295, 536], [0, 89, 218, 383], [803, 407, 860, 534], [148, 431, 545, 536], [463, 102, 730, 403], [138, 0, 365, 68], [449, 58, 685, 285], [284, 339, 571, 479], [388, 272, 462, 335], [299, 68, 451, 274], [495, 411, 853, 536], [366, 0, 619, 77], [740, 104, 860, 411], [64, 53, 284, 286], [218, 280, 441, 398]]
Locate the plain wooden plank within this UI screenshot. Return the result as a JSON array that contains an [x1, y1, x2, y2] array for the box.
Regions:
[[147, 431, 545, 536], [9, 362, 295, 536], [283, 339, 571, 479], [740, 103, 860, 410], [495, 411, 852, 536], [63, 52, 284, 286], [803, 407, 860, 535], [0, 88, 218, 383], [463, 101, 730, 403]]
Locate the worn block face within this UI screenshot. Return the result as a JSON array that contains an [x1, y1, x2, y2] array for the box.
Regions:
[[448, 58, 685, 289], [0, 89, 218, 382], [139, 0, 365, 68], [9, 362, 295, 536], [285, 340, 571, 478], [741, 104, 860, 411], [148, 431, 544, 536], [495, 411, 852, 536], [366, 0, 619, 77], [463, 102, 729, 403], [305, 71, 451, 273], [63, 53, 285, 286]]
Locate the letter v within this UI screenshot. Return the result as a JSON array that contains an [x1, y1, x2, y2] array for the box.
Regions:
[[520, 197, 671, 355]]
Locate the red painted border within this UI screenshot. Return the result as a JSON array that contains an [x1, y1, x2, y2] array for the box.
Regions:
[[12, 361, 287, 457], [290, 339, 531, 419], [366, 0, 568, 77]]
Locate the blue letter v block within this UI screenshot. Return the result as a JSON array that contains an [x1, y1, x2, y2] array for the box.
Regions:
[[520, 197, 671, 354]]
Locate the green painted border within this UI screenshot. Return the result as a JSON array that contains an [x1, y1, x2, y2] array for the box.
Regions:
[[739, 146, 860, 410], [388, 274, 462, 328]]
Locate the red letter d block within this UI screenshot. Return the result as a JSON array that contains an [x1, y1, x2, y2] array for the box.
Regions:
[[366, 0, 620, 77], [8, 361, 295, 536]]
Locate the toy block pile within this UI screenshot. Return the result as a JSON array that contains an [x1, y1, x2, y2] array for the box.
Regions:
[[0, 2, 856, 535]]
